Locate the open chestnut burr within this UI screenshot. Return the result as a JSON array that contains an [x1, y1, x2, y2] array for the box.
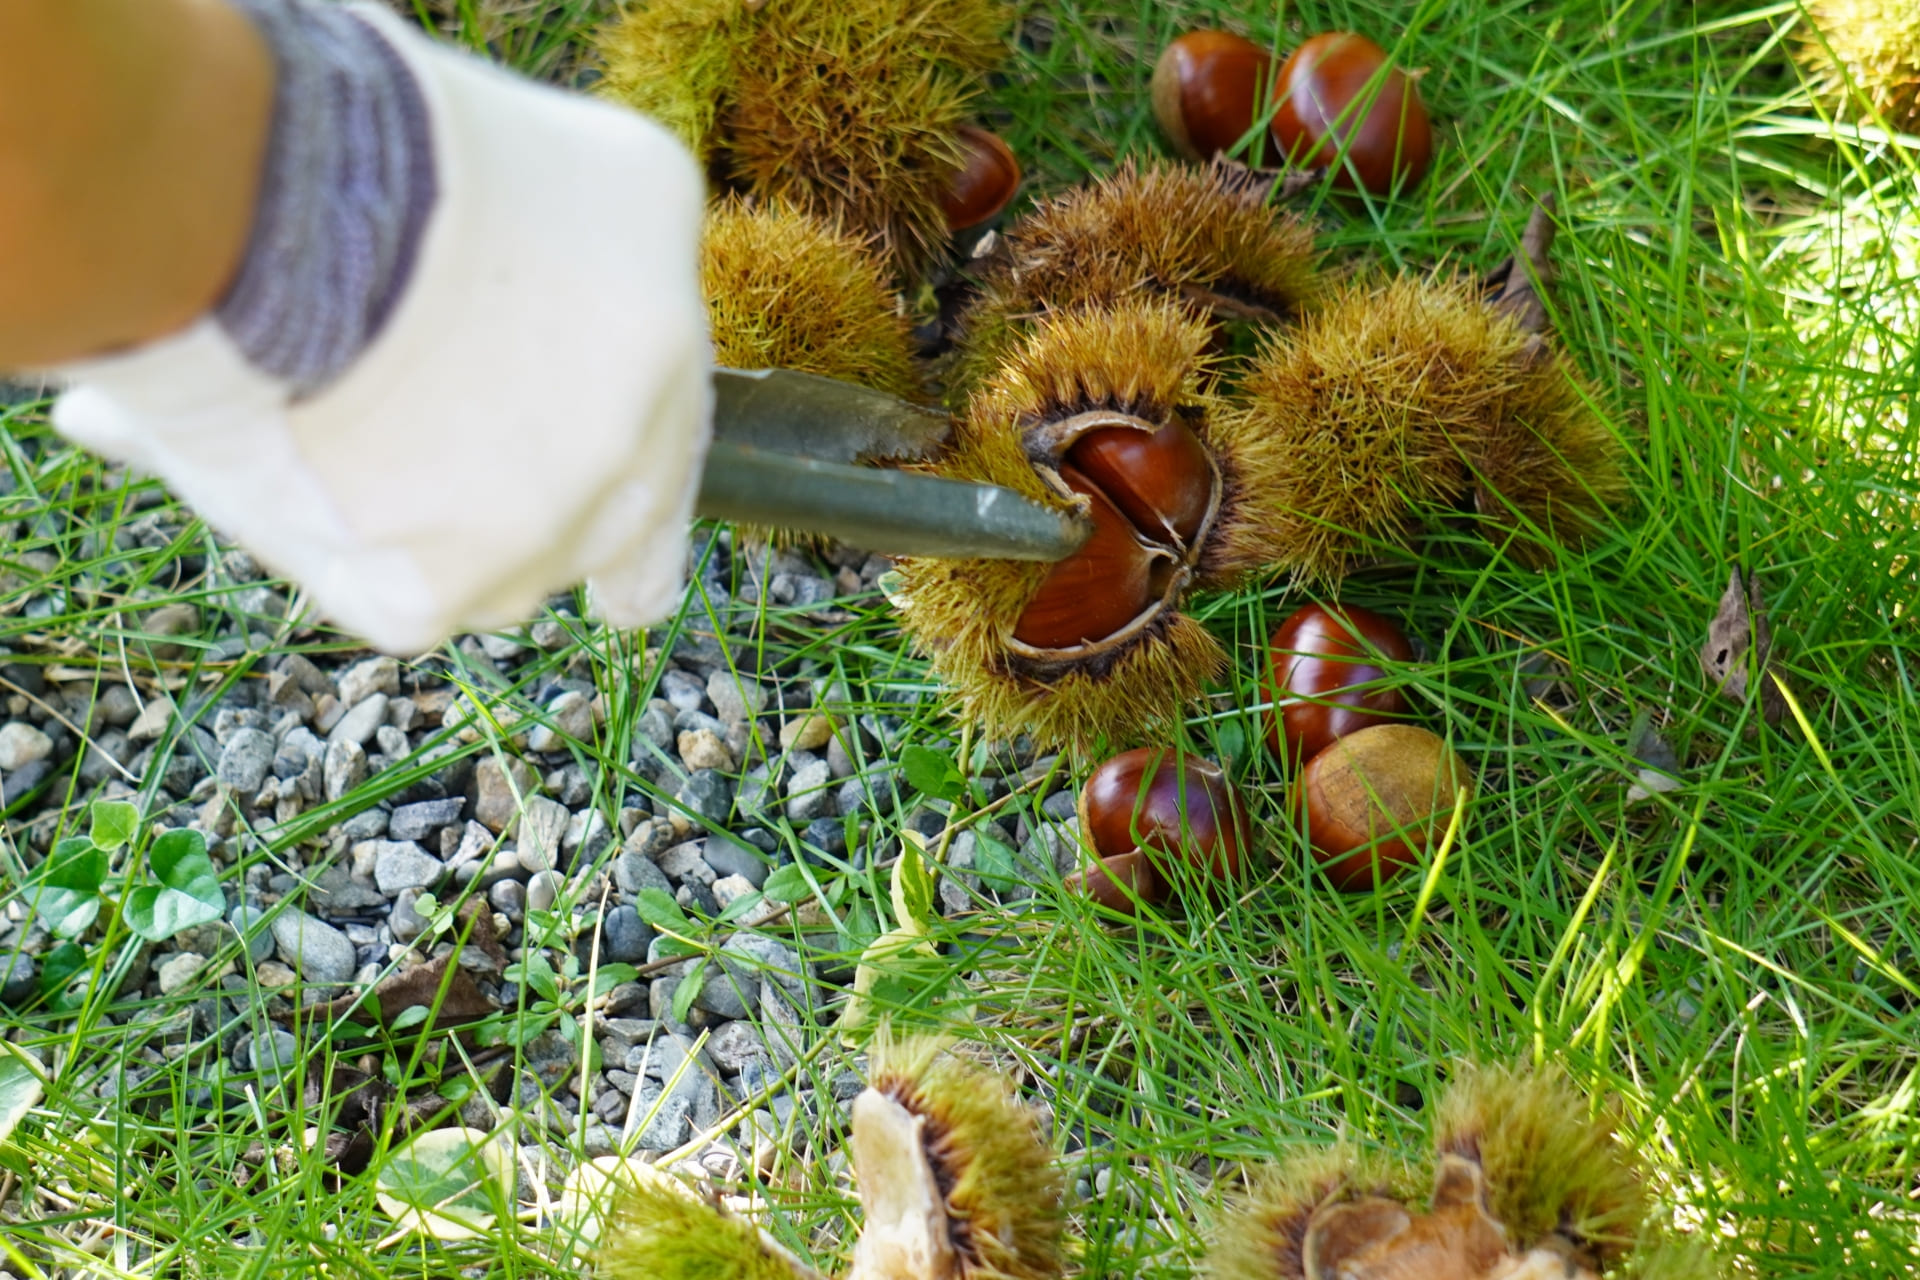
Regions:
[[1009, 416, 1223, 658], [894, 296, 1312, 750], [1266, 602, 1416, 767], [1066, 747, 1252, 912]]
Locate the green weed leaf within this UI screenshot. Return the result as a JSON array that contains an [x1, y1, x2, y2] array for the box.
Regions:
[[972, 832, 1021, 895], [762, 863, 814, 903], [0, 1044, 45, 1147], [891, 831, 936, 933], [672, 958, 706, 1023], [900, 744, 965, 802], [635, 888, 691, 934]]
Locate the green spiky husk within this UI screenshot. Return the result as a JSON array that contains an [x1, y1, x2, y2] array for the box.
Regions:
[[594, 0, 737, 152], [598, 0, 1009, 274], [600, 1178, 804, 1280], [702, 199, 921, 400], [1432, 1063, 1647, 1262], [871, 1039, 1066, 1280], [1226, 272, 1621, 582], [952, 161, 1321, 398], [895, 300, 1233, 750], [1205, 1149, 1413, 1280], [1797, 0, 1920, 132]]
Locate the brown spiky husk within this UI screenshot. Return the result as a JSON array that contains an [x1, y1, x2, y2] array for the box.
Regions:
[[953, 161, 1321, 396], [895, 300, 1232, 749], [598, 0, 1008, 274], [1206, 1149, 1409, 1280], [1432, 1063, 1647, 1264], [869, 1039, 1066, 1280], [1796, 0, 1920, 132], [702, 199, 922, 400], [1460, 350, 1625, 568], [1225, 272, 1626, 583]]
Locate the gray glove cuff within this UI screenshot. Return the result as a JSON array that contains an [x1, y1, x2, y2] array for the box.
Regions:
[[216, 0, 438, 397]]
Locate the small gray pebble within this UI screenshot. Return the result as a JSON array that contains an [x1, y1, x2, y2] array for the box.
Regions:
[[389, 888, 429, 944], [242, 1028, 301, 1077], [703, 838, 768, 888], [270, 911, 356, 985], [368, 841, 442, 895], [598, 905, 654, 964], [659, 671, 707, 714], [228, 904, 274, 964], [489, 878, 527, 918], [387, 797, 465, 842], [614, 846, 673, 900], [0, 952, 37, 1005], [526, 869, 563, 913], [675, 770, 733, 825], [215, 727, 275, 793]]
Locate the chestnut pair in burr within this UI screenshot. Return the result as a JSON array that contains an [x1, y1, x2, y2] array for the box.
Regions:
[[1154, 30, 1432, 196]]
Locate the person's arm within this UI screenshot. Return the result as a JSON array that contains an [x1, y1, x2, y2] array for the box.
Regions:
[[0, 0, 272, 368]]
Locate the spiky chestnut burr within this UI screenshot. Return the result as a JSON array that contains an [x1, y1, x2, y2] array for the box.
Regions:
[[895, 296, 1304, 749], [952, 161, 1321, 399], [1224, 263, 1622, 581], [1796, 0, 1920, 133], [703, 199, 922, 401], [847, 1039, 1065, 1280], [1207, 1064, 1722, 1280], [596, 0, 1008, 276]]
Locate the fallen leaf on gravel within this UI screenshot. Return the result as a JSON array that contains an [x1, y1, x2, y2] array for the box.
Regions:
[[297, 900, 503, 1036], [1700, 567, 1787, 725]]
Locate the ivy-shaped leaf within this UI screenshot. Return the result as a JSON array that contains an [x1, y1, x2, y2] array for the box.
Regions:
[[124, 829, 226, 943], [89, 801, 140, 852], [374, 1126, 510, 1241], [30, 838, 108, 938]]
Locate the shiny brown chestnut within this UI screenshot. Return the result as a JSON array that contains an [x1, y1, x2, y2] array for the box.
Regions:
[[1266, 602, 1416, 767], [1269, 32, 1432, 196], [1011, 465, 1156, 650], [1295, 724, 1471, 891], [1066, 420, 1215, 547], [1151, 30, 1275, 161], [1063, 850, 1167, 915], [942, 125, 1022, 232], [1078, 747, 1251, 881]]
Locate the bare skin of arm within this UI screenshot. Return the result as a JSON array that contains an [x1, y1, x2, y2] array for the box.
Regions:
[[0, 0, 272, 369]]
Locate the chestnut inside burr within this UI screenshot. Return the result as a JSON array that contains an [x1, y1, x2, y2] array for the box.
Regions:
[[1007, 409, 1223, 665]]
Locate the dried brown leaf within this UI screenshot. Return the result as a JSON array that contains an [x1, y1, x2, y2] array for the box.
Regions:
[[1700, 567, 1786, 725]]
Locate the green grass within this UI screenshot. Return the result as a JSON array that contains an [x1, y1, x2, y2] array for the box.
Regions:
[[4, 0, 1920, 1276]]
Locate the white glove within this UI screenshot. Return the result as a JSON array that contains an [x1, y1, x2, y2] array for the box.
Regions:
[[47, 4, 711, 654]]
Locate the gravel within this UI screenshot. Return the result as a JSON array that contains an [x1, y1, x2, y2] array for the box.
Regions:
[[0, 526, 1080, 1209]]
